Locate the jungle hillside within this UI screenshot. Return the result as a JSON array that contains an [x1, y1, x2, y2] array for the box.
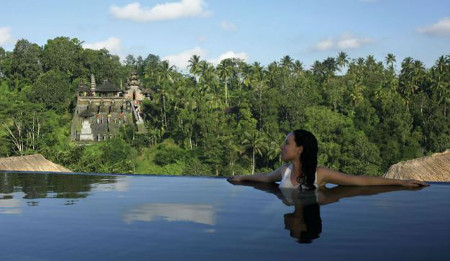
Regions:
[[0, 37, 449, 176]]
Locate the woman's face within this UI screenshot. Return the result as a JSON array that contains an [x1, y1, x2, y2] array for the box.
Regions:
[[280, 133, 302, 161]]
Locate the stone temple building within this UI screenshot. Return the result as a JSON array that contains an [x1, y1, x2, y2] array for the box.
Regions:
[[71, 73, 149, 142]]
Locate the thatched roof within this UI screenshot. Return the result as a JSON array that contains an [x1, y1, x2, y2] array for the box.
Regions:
[[383, 150, 450, 182], [0, 154, 71, 172], [96, 81, 121, 92]]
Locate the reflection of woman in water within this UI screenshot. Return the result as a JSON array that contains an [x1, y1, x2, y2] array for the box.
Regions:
[[282, 190, 322, 244], [228, 129, 429, 188], [228, 179, 425, 244], [227, 180, 323, 244]]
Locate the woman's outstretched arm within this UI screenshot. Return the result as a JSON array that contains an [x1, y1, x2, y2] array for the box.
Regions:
[[227, 164, 288, 183], [318, 167, 429, 187]]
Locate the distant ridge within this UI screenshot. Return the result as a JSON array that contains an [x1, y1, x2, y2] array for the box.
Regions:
[[0, 154, 71, 172], [383, 150, 450, 182]]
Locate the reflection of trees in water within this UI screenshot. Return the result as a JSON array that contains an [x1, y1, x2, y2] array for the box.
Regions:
[[0, 172, 117, 200]]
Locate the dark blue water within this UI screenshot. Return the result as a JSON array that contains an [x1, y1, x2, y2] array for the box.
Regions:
[[0, 172, 449, 261]]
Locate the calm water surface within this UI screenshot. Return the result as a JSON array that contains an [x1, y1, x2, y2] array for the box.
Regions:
[[0, 172, 449, 261]]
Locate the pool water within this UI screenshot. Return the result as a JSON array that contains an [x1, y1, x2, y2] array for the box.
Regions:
[[0, 172, 449, 260]]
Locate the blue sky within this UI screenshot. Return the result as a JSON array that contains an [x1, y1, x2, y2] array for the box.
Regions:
[[0, 0, 449, 70]]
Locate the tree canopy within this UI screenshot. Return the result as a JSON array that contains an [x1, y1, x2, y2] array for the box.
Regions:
[[1, 37, 449, 176]]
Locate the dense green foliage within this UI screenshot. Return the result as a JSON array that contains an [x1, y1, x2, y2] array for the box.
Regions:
[[1, 38, 449, 176]]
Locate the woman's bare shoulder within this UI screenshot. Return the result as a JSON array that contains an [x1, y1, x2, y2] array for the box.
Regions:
[[269, 163, 290, 178], [277, 163, 290, 173]]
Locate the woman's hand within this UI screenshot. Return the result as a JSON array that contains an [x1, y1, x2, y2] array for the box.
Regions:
[[227, 175, 244, 182], [398, 179, 430, 187]]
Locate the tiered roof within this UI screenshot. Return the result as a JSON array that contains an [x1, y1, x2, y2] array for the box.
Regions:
[[96, 81, 121, 93]]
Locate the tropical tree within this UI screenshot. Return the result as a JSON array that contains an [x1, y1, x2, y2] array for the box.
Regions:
[[337, 51, 349, 72], [28, 70, 72, 113], [430, 55, 450, 117], [188, 54, 202, 79], [242, 130, 266, 174], [280, 55, 294, 72], [216, 59, 233, 106], [293, 60, 304, 76], [247, 62, 268, 130], [385, 53, 396, 69], [124, 54, 137, 67], [10, 39, 43, 88], [41, 37, 84, 80]]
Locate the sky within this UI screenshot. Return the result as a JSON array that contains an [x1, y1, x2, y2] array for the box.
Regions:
[[0, 0, 449, 71]]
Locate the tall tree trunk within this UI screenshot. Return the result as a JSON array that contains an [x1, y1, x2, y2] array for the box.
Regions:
[[162, 95, 167, 129], [444, 102, 447, 118], [252, 149, 255, 174], [259, 89, 262, 131], [224, 78, 228, 106]]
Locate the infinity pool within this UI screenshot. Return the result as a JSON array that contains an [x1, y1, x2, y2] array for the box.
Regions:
[[0, 172, 449, 260]]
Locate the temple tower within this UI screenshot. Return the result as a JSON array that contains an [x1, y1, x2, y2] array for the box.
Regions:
[[90, 74, 96, 96]]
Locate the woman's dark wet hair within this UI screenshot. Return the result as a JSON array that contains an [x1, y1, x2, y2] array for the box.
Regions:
[[284, 203, 322, 244], [293, 129, 318, 190]]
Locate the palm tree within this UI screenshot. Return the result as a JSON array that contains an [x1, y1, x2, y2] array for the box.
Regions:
[[264, 134, 282, 167], [216, 59, 233, 106], [311, 60, 325, 79], [321, 57, 338, 79], [198, 60, 216, 94], [385, 53, 396, 68], [159, 60, 175, 84], [399, 57, 417, 109], [188, 55, 201, 80], [337, 51, 349, 71], [280, 55, 294, 71], [157, 60, 175, 129], [247, 62, 267, 131], [365, 55, 378, 72], [293, 60, 304, 76], [223, 136, 244, 176], [431, 55, 450, 117], [242, 130, 266, 174], [152, 85, 169, 131], [263, 61, 278, 89]]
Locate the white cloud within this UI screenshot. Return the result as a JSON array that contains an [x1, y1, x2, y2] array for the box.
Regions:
[[83, 37, 122, 53], [90, 177, 130, 192], [314, 33, 373, 51], [221, 20, 236, 31], [163, 47, 248, 70], [211, 50, 248, 65], [336, 33, 373, 49], [316, 38, 334, 51], [0, 27, 12, 45], [123, 203, 216, 225], [0, 198, 22, 215], [110, 0, 211, 23], [417, 17, 450, 37], [162, 46, 208, 69]]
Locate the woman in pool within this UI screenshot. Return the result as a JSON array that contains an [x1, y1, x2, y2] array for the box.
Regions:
[[228, 129, 429, 189]]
